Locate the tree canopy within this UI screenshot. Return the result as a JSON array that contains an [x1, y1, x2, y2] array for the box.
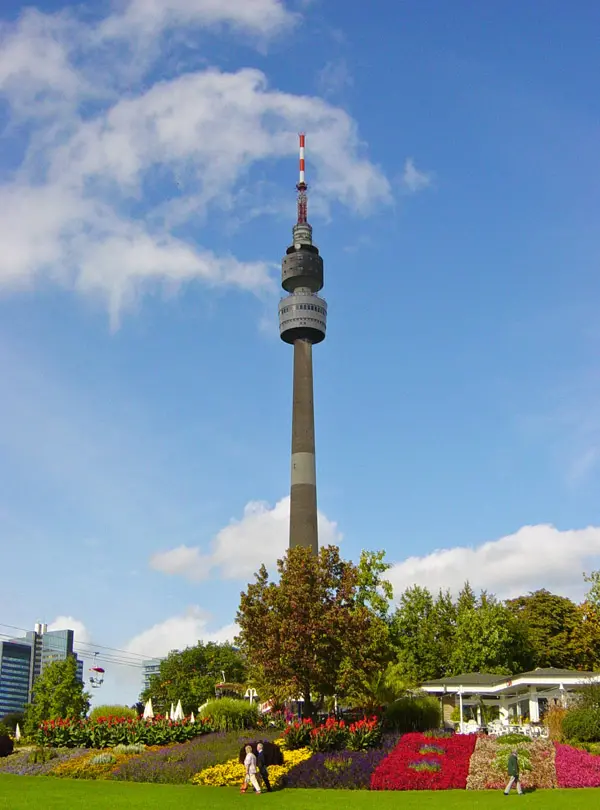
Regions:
[[24, 656, 90, 734], [140, 641, 246, 715], [236, 545, 393, 715]]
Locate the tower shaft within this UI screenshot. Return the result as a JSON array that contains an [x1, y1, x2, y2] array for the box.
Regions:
[[289, 338, 318, 554], [279, 133, 326, 555]]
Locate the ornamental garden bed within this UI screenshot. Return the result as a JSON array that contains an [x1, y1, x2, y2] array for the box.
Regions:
[[370, 732, 476, 790], [466, 735, 557, 790], [5, 718, 600, 792]]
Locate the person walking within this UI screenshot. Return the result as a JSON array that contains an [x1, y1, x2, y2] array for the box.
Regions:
[[256, 743, 272, 792], [241, 745, 261, 794], [504, 749, 523, 795]]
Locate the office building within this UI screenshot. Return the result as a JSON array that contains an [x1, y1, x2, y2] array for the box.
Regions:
[[0, 623, 84, 717]]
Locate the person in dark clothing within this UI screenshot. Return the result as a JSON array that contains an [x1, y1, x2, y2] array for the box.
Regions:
[[256, 743, 272, 792], [504, 749, 523, 795]]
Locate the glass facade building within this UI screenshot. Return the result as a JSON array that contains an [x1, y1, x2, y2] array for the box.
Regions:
[[0, 641, 31, 717], [0, 625, 84, 718], [143, 659, 163, 691]]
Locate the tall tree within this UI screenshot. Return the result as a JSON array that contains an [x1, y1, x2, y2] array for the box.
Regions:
[[236, 546, 392, 716], [430, 588, 457, 677], [390, 585, 439, 684], [505, 589, 581, 669], [451, 591, 533, 675], [140, 642, 246, 715], [24, 656, 90, 734]]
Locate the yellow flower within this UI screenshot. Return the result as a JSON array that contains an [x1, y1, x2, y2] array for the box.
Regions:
[[191, 747, 312, 788]]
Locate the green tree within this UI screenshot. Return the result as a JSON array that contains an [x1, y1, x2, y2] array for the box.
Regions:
[[236, 545, 393, 716], [430, 589, 457, 677], [24, 656, 90, 734], [505, 589, 582, 669], [140, 642, 246, 715], [356, 549, 394, 620], [584, 570, 600, 611], [451, 591, 533, 675], [390, 585, 439, 685]]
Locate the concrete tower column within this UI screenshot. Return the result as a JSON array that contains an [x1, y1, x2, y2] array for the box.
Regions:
[[290, 338, 318, 554], [278, 133, 326, 555]]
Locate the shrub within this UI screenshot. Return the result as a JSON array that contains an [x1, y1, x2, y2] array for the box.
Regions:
[[0, 735, 14, 758], [237, 740, 284, 766], [199, 699, 258, 732], [546, 705, 567, 742], [89, 705, 138, 722], [28, 747, 57, 764], [384, 696, 440, 734], [112, 743, 146, 755], [0, 723, 11, 739], [563, 708, 600, 743], [283, 719, 314, 750], [89, 753, 116, 766]]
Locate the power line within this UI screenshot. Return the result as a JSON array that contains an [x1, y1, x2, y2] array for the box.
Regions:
[[0, 623, 163, 667], [0, 631, 148, 669]]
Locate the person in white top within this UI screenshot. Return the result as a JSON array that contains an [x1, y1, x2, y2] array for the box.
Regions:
[[242, 745, 261, 794]]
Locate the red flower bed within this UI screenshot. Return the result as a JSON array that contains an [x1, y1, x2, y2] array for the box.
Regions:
[[555, 743, 600, 788], [370, 733, 477, 790]]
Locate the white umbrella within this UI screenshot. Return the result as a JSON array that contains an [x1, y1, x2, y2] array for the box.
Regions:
[[15, 724, 21, 741], [169, 702, 175, 721], [174, 699, 184, 721], [190, 712, 195, 724], [143, 699, 154, 720]]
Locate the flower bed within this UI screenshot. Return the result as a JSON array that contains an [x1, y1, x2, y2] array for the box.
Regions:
[[555, 743, 600, 788], [466, 736, 556, 790], [111, 730, 280, 784], [35, 715, 210, 749], [50, 750, 138, 780], [0, 747, 87, 777], [370, 732, 476, 790], [192, 747, 311, 787], [285, 734, 400, 789], [283, 716, 382, 753]]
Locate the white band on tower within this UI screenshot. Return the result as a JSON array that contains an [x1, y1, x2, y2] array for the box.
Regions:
[[299, 133, 305, 185]]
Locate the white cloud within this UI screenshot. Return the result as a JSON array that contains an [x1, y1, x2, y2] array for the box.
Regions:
[[126, 607, 238, 658], [401, 157, 433, 193], [48, 615, 92, 644], [150, 495, 343, 582], [388, 524, 600, 601], [317, 58, 353, 97], [102, 0, 297, 39], [0, 3, 392, 324]]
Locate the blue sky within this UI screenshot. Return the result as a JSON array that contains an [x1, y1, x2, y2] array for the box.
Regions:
[[1, 0, 600, 704]]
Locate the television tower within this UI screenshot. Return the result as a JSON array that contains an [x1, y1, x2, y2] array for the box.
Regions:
[[278, 134, 327, 555]]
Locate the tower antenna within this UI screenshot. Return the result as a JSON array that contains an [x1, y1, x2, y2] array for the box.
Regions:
[[296, 133, 308, 225]]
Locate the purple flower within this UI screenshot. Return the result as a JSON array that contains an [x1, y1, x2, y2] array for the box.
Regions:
[[285, 734, 400, 789]]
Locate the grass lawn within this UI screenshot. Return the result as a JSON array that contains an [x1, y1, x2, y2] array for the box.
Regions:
[[0, 776, 599, 809]]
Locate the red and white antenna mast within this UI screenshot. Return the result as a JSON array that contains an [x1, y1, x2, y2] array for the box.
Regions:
[[296, 133, 308, 224]]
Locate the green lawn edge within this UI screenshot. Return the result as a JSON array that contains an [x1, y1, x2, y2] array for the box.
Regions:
[[1, 775, 599, 810]]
